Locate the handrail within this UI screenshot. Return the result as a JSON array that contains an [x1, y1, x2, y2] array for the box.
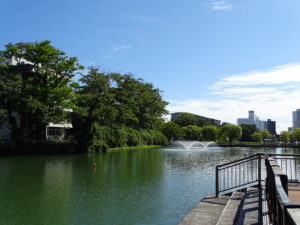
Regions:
[[215, 153, 300, 224], [217, 153, 264, 168], [268, 154, 300, 157], [265, 155, 300, 224], [216, 153, 263, 196]]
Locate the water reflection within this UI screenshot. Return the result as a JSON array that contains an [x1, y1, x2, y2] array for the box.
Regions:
[[0, 147, 296, 225]]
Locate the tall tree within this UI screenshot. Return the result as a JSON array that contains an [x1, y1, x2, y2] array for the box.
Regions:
[[251, 131, 263, 143], [239, 124, 258, 142], [219, 124, 242, 145], [261, 129, 271, 145], [160, 121, 182, 141], [181, 125, 202, 140], [280, 131, 290, 148], [292, 128, 300, 148], [111, 73, 167, 129], [202, 125, 218, 141], [72, 67, 168, 150], [0, 41, 83, 141]]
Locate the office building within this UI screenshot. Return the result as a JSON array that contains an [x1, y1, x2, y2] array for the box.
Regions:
[[237, 111, 276, 134], [171, 112, 221, 126], [293, 109, 300, 129], [265, 119, 276, 135]]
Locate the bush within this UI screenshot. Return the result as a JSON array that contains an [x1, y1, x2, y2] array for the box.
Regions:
[[86, 122, 168, 150]]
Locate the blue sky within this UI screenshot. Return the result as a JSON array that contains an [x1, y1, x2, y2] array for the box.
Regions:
[[1, 0, 300, 131]]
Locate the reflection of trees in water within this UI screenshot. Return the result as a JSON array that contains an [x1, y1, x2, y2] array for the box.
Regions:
[[162, 147, 281, 173], [101, 150, 163, 184]]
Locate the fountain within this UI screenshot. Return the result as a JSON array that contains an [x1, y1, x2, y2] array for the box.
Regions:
[[170, 140, 218, 150]]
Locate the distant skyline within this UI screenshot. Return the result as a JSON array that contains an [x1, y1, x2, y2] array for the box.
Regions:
[[2, 0, 300, 131]]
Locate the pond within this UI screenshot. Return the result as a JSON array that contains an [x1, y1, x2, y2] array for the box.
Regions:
[[0, 146, 297, 225]]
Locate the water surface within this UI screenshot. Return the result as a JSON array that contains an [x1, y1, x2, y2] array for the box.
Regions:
[[0, 146, 297, 225]]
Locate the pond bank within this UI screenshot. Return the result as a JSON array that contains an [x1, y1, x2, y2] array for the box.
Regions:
[[218, 143, 300, 148], [0, 141, 163, 156], [109, 145, 162, 151]]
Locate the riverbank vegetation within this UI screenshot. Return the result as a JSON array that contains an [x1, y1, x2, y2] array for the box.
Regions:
[[1, 41, 300, 155], [0, 41, 167, 154], [160, 113, 243, 145], [160, 113, 300, 148]]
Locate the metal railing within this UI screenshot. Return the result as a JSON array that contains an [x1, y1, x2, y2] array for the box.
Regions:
[[265, 156, 300, 225], [269, 154, 300, 183], [215, 153, 300, 224], [215, 153, 262, 196]]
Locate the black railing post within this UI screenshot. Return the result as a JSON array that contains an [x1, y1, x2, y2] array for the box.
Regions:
[[258, 154, 262, 189], [216, 166, 219, 197]]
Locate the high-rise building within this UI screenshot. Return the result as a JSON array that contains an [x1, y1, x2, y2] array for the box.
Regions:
[[293, 109, 300, 129], [237, 111, 255, 125], [237, 110, 262, 128], [237, 111, 276, 134], [265, 119, 276, 135]]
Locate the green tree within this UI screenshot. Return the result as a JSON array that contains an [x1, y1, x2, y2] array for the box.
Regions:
[[0, 41, 83, 141], [160, 121, 182, 142], [181, 125, 202, 140], [72, 67, 168, 151], [173, 113, 198, 127], [261, 129, 271, 145], [239, 124, 258, 142], [280, 131, 290, 148], [111, 73, 167, 129], [202, 125, 218, 141], [292, 128, 300, 148], [251, 131, 263, 143], [0, 109, 7, 124], [290, 132, 296, 145], [219, 124, 242, 145]]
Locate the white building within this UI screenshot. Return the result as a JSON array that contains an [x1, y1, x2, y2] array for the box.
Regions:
[[293, 109, 300, 129], [237, 110, 267, 131]]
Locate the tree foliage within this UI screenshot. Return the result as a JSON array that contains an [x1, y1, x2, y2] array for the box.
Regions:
[[72, 67, 168, 151], [173, 112, 216, 127], [261, 129, 271, 144], [160, 121, 182, 141], [251, 131, 263, 143], [218, 124, 242, 145], [239, 124, 258, 142], [0, 40, 83, 141], [173, 113, 198, 127], [202, 125, 218, 141], [181, 125, 202, 140], [292, 128, 300, 148], [280, 131, 290, 147]]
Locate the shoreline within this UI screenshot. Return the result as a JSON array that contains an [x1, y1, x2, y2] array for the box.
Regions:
[[109, 145, 162, 151], [0, 142, 163, 156], [218, 143, 300, 148]]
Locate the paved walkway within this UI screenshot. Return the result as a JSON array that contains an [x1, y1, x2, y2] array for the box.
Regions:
[[288, 184, 300, 203], [177, 195, 229, 225]]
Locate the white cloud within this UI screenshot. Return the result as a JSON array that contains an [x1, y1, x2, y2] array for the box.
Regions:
[[208, 1, 233, 10], [212, 63, 300, 88], [112, 45, 132, 52], [168, 63, 300, 132]]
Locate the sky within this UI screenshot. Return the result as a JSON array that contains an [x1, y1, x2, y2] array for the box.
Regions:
[[1, 0, 300, 132]]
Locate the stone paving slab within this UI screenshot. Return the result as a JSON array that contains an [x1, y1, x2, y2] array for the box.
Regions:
[[177, 195, 230, 225], [236, 187, 260, 225], [216, 191, 244, 225]]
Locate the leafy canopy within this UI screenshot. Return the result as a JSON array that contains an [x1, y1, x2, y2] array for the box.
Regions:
[[0, 40, 83, 141]]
